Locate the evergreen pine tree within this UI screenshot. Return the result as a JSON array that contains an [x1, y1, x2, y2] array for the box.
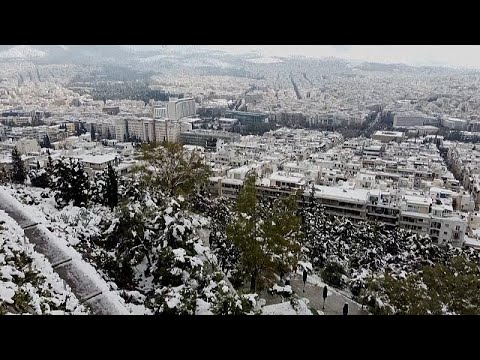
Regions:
[[52, 158, 90, 208], [10, 147, 26, 184], [69, 158, 90, 207], [90, 124, 96, 141], [90, 171, 106, 205], [41, 135, 51, 149], [104, 163, 118, 209], [0, 165, 8, 184], [45, 153, 54, 187], [52, 158, 70, 206]]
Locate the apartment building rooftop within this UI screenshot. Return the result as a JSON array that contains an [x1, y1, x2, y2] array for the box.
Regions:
[[312, 185, 370, 203]]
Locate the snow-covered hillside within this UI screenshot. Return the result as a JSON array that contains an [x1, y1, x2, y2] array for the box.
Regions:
[[247, 57, 284, 64], [1, 184, 259, 315], [0, 45, 46, 59], [0, 209, 89, 314]]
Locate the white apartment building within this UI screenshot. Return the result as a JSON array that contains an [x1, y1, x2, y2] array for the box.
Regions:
[[115, 118, 128, 142], [429, 210, 466, 246], [311, 185, 369, 221], [75, 154, 119, 172], [393, 113, 438, 128], [399, 194, 433, 234], [269, 171, 306, 190], [127, 118, 148, 141], [154, 120, 182, 143], [166, 98, 196, 121], [2, 116, 32, 126], [153, 107, 167, 119], [362, 145, 385, 158], [441, 117, 468, 131], [115, 118, 188, 143], [372, 130, 404, 143], [16, 138, 40, 155], [398, 191, 467, 246], [366, 190, 400, 226]]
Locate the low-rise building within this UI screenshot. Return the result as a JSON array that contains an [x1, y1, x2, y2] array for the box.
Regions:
[[372, 130, 404, 143]]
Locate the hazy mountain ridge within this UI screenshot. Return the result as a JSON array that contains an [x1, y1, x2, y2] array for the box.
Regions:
[[0, 45, 475, 76]]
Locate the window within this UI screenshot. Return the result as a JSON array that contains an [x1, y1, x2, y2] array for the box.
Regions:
[[456, 225, 461, 231], [444, 231, 448, 235]]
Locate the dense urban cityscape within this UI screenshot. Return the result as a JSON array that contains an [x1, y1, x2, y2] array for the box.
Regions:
[[1, 45, 480, 315]]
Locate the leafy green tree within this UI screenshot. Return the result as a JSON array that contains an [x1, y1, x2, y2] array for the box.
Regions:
[[367, 256, 480, 315], [227, 172, 302, 292], [140, 142, 210, 197]]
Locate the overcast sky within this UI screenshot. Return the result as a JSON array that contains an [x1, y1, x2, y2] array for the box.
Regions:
[[200, 45, 480, 69]]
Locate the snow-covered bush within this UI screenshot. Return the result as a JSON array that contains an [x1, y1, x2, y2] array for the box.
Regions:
[[268, 284, 293, 298], [321, 260, 348, 289], [70, 177, 251, 314], [29, 168, 50, 188], [51, 157, 90, 208]]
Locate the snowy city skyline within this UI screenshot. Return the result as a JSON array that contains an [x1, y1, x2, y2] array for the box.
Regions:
[[1, 44, 480, 315]]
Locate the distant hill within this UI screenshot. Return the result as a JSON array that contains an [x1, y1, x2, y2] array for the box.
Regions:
[[353, 62, 416, 72], [0, 46, 475, 77]]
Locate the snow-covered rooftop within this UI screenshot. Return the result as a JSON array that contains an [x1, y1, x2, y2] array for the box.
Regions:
[[312, 185, 370, 203], [464, 235, 480, 249], [270, 172, 305, 184], [75, 154, 117, 164], [404, 195, 432, 206], [374, 130, 404, 137]]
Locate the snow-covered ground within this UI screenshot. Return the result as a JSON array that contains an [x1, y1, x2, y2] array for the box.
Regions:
[[295, 268, 365, 309], [0, 209, 89, 314], [1, 185, 107, 247], [0, 185, 132, 314], [262, 298, 314, 315], [1, 185, 255, 315]]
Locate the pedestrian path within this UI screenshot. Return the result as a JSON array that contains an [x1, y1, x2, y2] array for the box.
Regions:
[[290, 272, 368, 315]]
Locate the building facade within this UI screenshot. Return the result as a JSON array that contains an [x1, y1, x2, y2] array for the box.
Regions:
[[166, 98, 196, 121]]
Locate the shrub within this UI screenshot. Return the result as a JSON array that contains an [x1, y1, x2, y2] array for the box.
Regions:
[[322, 260, 347, 289]]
